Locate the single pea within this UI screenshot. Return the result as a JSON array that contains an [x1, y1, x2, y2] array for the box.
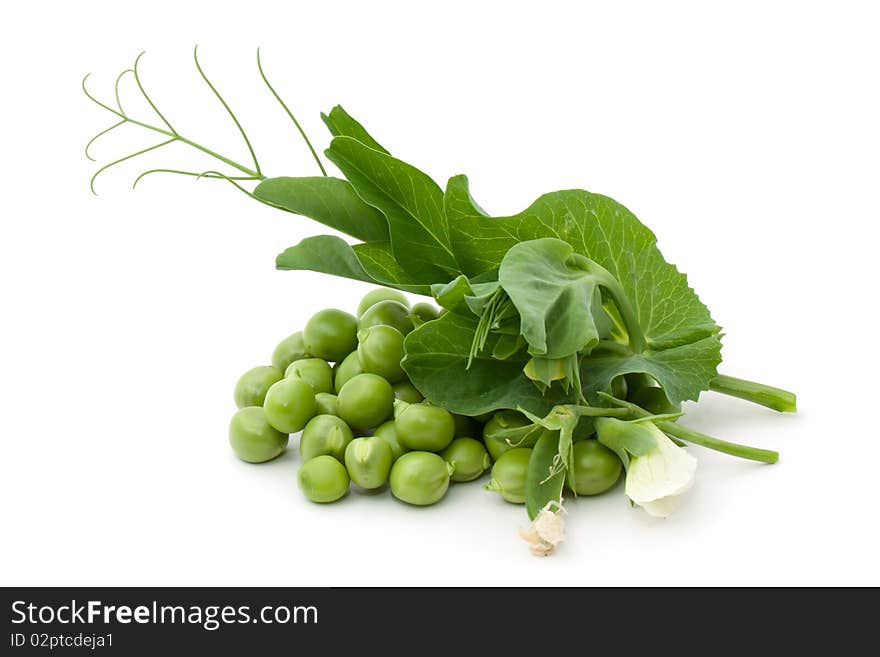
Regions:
[[357, 325, 406, 382], [333, 351, 364, 394], [451, 414, 480, 439], [285, 357, 334, 395], [271, 331, 310, 373], [440, 438, 491, 482], [409, 302, 439, 328], [484, 447, 532, 504], [298, 455, 350, 503], [566, 440, 622, 495], [358, 300, 414, 336], [345, 436, 393, 489], [229, 406, 288, 463], [395, 403, 455, 452], [314, 392, 339, 416], [630, 386, 681, 415], [263, 377, 316, 434], [392, 380, 423, 403], [389, 451, 453, 506], [357, 288, 410, 317], [373, 420, 409, 462], [234, 365, 283, 408], [299, 414, 354, 462], [304, 309, 358, 362], [337, 373, 394, 431], [482, 410, 531, 461]]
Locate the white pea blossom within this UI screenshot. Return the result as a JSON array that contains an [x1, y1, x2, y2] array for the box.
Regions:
[[625, 424, 697, 518], [518, 500, 566, 556]]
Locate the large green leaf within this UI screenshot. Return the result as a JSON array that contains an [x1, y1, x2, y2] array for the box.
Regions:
[[401, 312, 558, 416], [498, 238, 604, 359], [254, 176, 389, 242], [325, 136, 459, 281], [275, 235, 431, 294], [320, 105, 389, 154], [447, 180, 718, 349], [446, 180, 722, 403], [581, 334, 723, 404]]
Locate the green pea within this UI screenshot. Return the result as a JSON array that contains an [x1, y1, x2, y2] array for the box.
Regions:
[[337, 373, 394, 431], [357, 288, 410, 317], [484, 448, 532, 504], [389, 451, 453, 506], [409, 302, 439, 328], [314, 392, 339, 416], [263, 377, 316, 434], [285, 357, 334, 395], [395, 403, 455, 452], [451, 414, 480, 439], [333, 351, 363, 394], [440, 438, 491, 482], [298, 455, 349, 503], [357, 325, 406, 382], [482, 410, 531, 461], [630, 386, 681, 415], [304, 309, 358, 362], [358, 300, 414, 336], [229, 406, 288, 463], [299, 414, 354, 462], [392, 380, 423, 404], [234, 365, 283, 408], [566, 440, 622, 495], [271, 331, 310, 373], [345, 436, 393, 489], [373, 420, 409, 462]]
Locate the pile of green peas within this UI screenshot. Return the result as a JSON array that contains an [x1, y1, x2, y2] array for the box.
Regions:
[[229, 289, 623, 507]]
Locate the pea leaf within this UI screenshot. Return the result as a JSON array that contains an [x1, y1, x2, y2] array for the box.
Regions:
[[401, 311, 559, 416], [254, 176, 389, 243], [325, 136, 459, 281], [446, 179, 722, 403], [276, 235, 431, 294], [498, 238, 603, 359], [320, 105, 389, 154], [526, 430, 565, 521]]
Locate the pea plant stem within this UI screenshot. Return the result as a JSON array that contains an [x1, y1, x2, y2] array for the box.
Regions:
[[598, 394, 779, 464], [709, 374, 797, 413]]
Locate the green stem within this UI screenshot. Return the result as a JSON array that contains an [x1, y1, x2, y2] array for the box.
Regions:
[[710, 374, 797, 413], [598, 393, 778, 464], [657, 421, 778, 464], [583, 259, 647, 353]]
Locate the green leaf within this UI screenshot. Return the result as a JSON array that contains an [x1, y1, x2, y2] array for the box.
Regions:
[[431, 275, 474, 314], [581, 334, 723, 405], [320, 105, 389, 154], [401, 311, 558, 416], [526, 430, 565, 521], [498, 238, 603, 358], [276, 235, 431, 294], [325, 136, 459, 281], [448, 182, 719, 348], [254, 176, 389, 242], [444, 174, 489, 222], [446, 180, 722, 402]]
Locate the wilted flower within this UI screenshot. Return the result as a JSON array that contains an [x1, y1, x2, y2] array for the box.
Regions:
[[518, 500, 566, 556]]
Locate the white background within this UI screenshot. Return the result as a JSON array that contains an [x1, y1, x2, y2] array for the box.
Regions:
[[1, 0, 878, 586]]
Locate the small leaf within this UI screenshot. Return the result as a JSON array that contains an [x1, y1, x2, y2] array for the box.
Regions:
[[526, 430, 565, 520], [254, 176, 389, 242], [276, 235, 431, 294], [321, 105, 389, 154]]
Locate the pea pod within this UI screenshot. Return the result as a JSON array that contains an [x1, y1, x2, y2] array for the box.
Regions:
[[526, 431, 565, 519]]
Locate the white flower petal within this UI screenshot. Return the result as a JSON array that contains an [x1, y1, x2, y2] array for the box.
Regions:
[[625, 425, 696, 517]]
